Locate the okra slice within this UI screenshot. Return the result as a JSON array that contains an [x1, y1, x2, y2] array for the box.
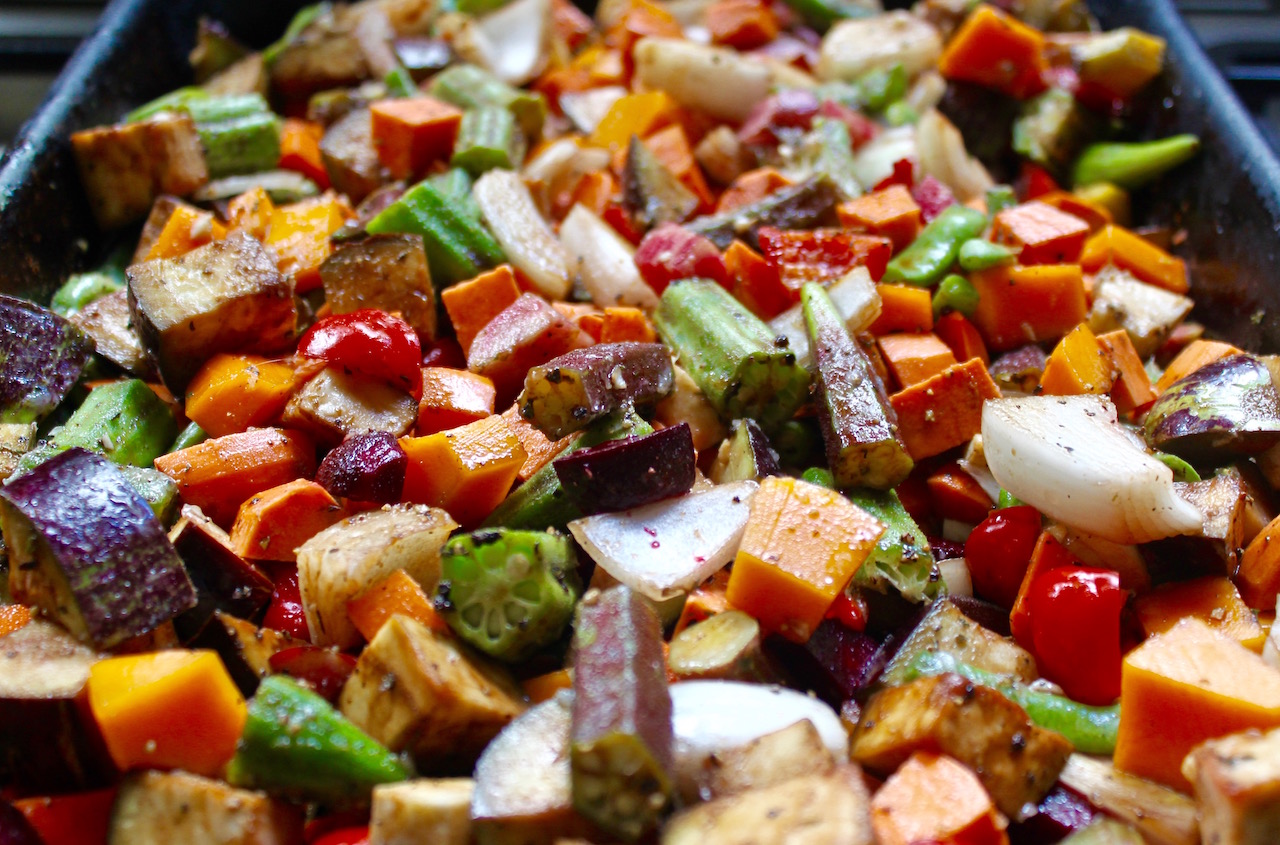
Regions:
[[227, 675, 410, 805], [451, 106, 526, 175], [623, 136, 699, 229], [655, 278, 810, 431], [435, 528, 580, 662], [685, 174, 841, 250], [571, 585, 675, 841], [428, 63, 546, 139], [366, 180, 506, 286], [668, 609, 774, 682], [518, 342, 674, 439]]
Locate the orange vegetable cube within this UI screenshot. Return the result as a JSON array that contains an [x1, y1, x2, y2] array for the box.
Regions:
[[604, 0, 683, 61], [706, 0, 778, 50], [279, 118, 329, 188], [369, 96, 464, 180], [589, 91, 681, 153], [870, 284, 933, 335], [522, 668, 574, 704], [937, 4, 1046, 99], [400, 415, 527, 528], [1239, 512, 1280, 610], [0, 604, 31, 637], [440, 264, 522, 356], [87, 650, 246, 777], [878, 333, 958, 388], [837, 185, 923, 253], [229, 479, 345, 562], [1081, 225, 1188, 294], [871, 752, 1010, 845], [184, 354, 308, 438], [144, 203, 227, 261], [600, 307, 656, 343], [347, 569, 448, 642], [933, 312, 990, 366], [418, 367, 497, 434], [1134, 577, 1265, 652], [716, 167, 792, 213], [890, 358, 1001, 460], [969, 263, 1087, 351], [225, 187, 276, 241], [264, 193, 352, 293], [566, 169, 616, 218], [1036, 189, 1112, 232], [927, 463, 994, 525], [1154, 339, 1242, 394], [500, 404, 576, 481], [726, 239, 790, 320], [1096, 329, 1156, 412], [992, 201, 1091, 265], [726, 476, 885, 642], [1039, 323, 1115, 396], [1115, 619, 1280, 791]]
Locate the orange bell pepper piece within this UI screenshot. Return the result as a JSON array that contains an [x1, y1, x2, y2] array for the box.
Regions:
[[590, 91, 682, 153], [144, 203, 227, 261], [937, 4, 1047, 99], [1039, 323, 1115, 396], [225, 186, 276, 241], [184, 353, 309, 438], [1080, 224, 1188, 294]]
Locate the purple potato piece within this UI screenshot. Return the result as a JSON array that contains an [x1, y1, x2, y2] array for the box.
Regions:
[[0, 800, 41, 845], [763, 619, 889, 707], [316, 431, 408, 503], [169, 504, 275, 642], [1143, 352, 1280, 461], [0, 295, 94, 424], [0, 448, 197, 649], [553, 424, 695, 515], [1009, 784, 1098, 845], [990, 344, 1049, 394]]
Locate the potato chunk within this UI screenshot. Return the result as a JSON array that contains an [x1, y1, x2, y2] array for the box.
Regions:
[[371, 779, 473, 845], [1184, 727, 1280, 845], [283, 367, 417, 444], [108, 770, 303, 845]]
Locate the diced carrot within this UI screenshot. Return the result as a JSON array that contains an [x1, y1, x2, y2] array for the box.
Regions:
[[144, 203, 227, 261], [567, 169, 616, 218], [500, 404, 576, 481], [992, 201, 1091, 265], [369, 96, 464, 180], [927, 462, 994, 524], [1115, 619, 1280, 791], [1081, 225, 1188, 294], [726, 476, 885, 643], [532, 64, 595, 107], [418, 367, 498, 435], [1036, 189, 1112, 233], [0, 603, 31, 637], [225, 186, 276, 241], [399, 415, 527, 528], [589, 90, 682, 153], [869, 284, 934, 335], [153, 428, 317, 528], [578, 312, 605, 342], [706, 0, 778, 49], [871, 751, 1010, 845], [264, 193, 352, 293], [969, 263, 1087, 351], [279, 118, 330, 189], [15, 788, 116, 845], [440, 264, 522, 356], [86, 650, 246, 777], [1134, 577, 1265, 653], [346, 570, 448, 643], [889, 358, 1001, 460], [937, 4, 1047, 99], [551, 0, 595, 51], [716, 167, 792, 213], [604, 0, 684, 65], [933, 312, 990, 366], [184, 353, 309, 438], [522, 668, 574, 704], [674, 568, 731, 635], [837, 185, 923, 253], [1096, 329, 1157, 413], [878, 332, 958, 389], [1010, 531, 1079, 648], [1239, 512, 1280, 610], [1154, 339, 1242, 394], [600, 306, 656, 343], [229, 479, 345, 562], [1039, 322, 1115, 396], [725, 239, 790, 320]]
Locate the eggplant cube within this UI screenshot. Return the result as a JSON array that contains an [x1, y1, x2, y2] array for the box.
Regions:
[[127, 233, 297, 393], [108, 770, 304, 845], [321, 234, 437, 341], [283, 367, 417, 445], [0, 295, 94, 425]]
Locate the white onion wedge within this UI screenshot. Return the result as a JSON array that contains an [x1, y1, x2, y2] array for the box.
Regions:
[[559, 85, 626, 134], [473, 0, 552, 85], [474, 169, 571, 300], [632, 37, 772, 123], [852, 125, 918, 191], [769, 266, 880, 370], [982, 395, 1203, 545], [916, 108, 994, 202], [567, 480, 757, 601], [559, 204, 660, 310]]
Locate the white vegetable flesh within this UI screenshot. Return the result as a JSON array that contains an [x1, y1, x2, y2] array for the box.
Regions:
[[473, 169, 571, 299]]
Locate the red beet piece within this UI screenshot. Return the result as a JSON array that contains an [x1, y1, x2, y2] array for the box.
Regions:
[[316, 431, 408, 504], [553, 423, 695, 515]]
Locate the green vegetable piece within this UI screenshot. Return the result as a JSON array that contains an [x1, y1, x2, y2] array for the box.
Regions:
[[985, 185, 1018, 217], [1153, 451, 1200, 483], [366, 179, 506, 286], [262, 2, 331, 67], [124, 87, 209, 124], [655, 279, 811, 431], [812, 81, 862, 109], [483, 409, 654, 530], [571, 585, 675, 841], [384, 65, 420, 99], [1060, 818, 1146, 845], [801, 467, 836, 489], [686, 175, 842, 250], [1072, 134, 1200, 189], [844, 488, 940, 603], [802, 282, 913, 489], [1013, 88, 1100, 175], [778, 0, 874, 32], [51, 271, 123, 317], [996, 488, 1026, 509], [452, 106, 526, 175], [957, 239, 1018, 272], [1143, 352, 1280, 461], [803, 117, 862, 200], [881, 205, 988, 288], [116, 465, 180, 524], [227, 675, 410, 804], [623, 135, 699, 229], [168, 421, 208, 454], [902, 650, 1119, 755], [19, 379, 177, 474], [857, 64, 907, 113], [428, 64, 546, 139], [185, 94, 283, 179], [193, 170, 319, 205], [883, 100, 918, 127], [771, 418, 824, 469], [437, 528, 580, 662], [931, 273, 980, 317], [457, 0, 513, 13], [428, 168, 483, 221]]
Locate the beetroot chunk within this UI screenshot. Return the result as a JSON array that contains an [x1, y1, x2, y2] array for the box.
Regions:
[[553, 423, 695, 515], [316, 431, 408, 504]]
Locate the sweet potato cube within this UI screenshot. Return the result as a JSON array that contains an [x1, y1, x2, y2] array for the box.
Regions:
[[992, 201, 1091, 265], [1134, 577, 1265, 652], [418, 368, 497, 435], [1096, 329, 1156, 413], [890, 358, 1001, 460], [969, 263, 1087, 351], [229, 479, 345, 562], [441, 265, 522, 357], [870, 752, 1009, 845], [400, 415, 527, 528], [837, 185, 923, 253], [370, 97, 465, 180], [877, 333, 958, 388]]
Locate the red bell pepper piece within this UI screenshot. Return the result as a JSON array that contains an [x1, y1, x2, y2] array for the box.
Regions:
[[311, 825, 371, 845], [634, 223, 731, 293], [269, 646, 358, 704], [964, 505, 1042, 609], [298, 309, 423, 397], [756, 226, 892, 295], [14, 788, 116, 845], [263, 564, 312, 641], [824, 591, 868, 632], [1027, 566, 1127, 705], [873, 157, 916, 192]]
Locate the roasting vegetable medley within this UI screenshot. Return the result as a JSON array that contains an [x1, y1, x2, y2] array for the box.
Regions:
[[7, 0, 1280, 842]]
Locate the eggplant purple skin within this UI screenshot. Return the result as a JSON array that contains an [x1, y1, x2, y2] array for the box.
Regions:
[[990, 344, 1048, 394], [1143, 352, 1280, 461], [739, 418, 782, 478], [0, 294, 94, 424], [171, 507, 275, 642], [0, 447, 197, 649], [553, 423, 695, 515], [521, 342, 675, 439], [316, 431, 408, 503]]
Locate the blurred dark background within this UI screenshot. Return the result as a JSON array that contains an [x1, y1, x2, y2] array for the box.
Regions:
[[1, 0, 1279, 146]]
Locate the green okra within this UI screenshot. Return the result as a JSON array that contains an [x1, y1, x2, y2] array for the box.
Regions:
[[436, 528, 580, 662], [778, 0, 874, 32], [881, 205, 988, 288], [428, 168, 484, 221], [902, 650, 1120, 755], [844, 488, 940, 603], [1072, 134, 1200, 189], [428, 64, 546, 139], [168, 421, 208, 454], [519, 343, 674, 439], [451, 106, 526, 175], [655, 279, 811, 431], [957, 238, 1018, 272], [227, 675, 410, 804], [932, 273, 980, 317], [124, 87, 209, 124], [365, 179, 506, 286], [50, 270, 123, 317], [185, 94, 282, 179]]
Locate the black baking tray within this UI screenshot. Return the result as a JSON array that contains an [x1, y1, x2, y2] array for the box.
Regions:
[[1, 0, 1279, 350]]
